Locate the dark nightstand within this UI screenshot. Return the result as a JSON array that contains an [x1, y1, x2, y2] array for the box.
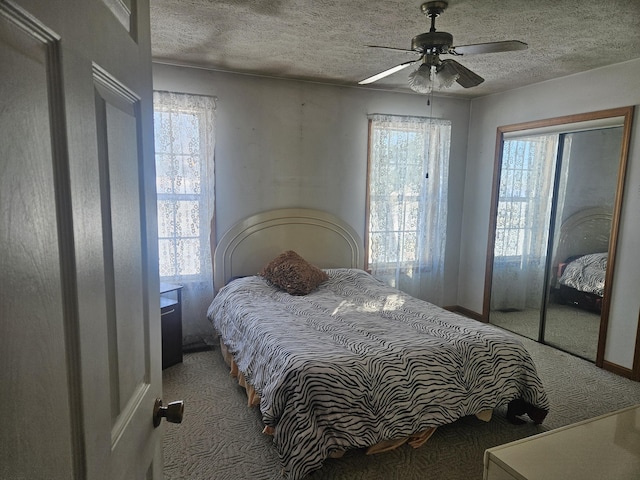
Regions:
[[160, 282, 183, 369]]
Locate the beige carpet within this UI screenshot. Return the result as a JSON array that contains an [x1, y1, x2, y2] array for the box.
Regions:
[[162, 334, 640, 479], [490, 304, 601, 361]]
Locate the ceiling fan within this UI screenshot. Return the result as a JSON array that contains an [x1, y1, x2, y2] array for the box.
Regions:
[[358, 1, 527, 92]]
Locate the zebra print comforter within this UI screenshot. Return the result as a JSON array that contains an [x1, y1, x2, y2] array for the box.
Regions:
[[559, 252, 607, 296], [208, 268, 549, 479]]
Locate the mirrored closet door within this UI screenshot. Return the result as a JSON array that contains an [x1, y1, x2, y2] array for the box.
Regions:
[[484, 107, 634, 364]]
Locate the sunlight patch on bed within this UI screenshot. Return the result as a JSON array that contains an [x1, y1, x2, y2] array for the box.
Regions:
[[332, 300, 356, 315], [382, 294, 405, 311]]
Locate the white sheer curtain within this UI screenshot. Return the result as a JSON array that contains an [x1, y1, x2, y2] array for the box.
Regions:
[[153, 91, 216, 346], [367, 114, 451, 304], [491, 135, 558, 311]]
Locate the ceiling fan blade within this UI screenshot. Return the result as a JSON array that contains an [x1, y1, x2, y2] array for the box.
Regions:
[[358, 59, 419, 85], [366, 45, 417, 54], [451, 40, 528, 56], [439, 59, 484, 88]]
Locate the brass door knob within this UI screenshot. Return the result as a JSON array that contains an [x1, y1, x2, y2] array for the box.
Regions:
[[153, 398, 184, 428]]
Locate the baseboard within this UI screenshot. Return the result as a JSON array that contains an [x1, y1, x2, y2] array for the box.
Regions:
[[445, 305, 484, 322], [602, 360, 635, 380], [182, 334, 216, 353]]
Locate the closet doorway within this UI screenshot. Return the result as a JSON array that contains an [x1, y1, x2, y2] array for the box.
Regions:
[[483, 107, 634, 365]]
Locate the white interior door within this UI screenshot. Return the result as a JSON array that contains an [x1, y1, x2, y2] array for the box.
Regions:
[[0, 1, 164, 479]]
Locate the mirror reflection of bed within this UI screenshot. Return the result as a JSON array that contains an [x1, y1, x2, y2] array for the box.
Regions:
[[488, 120, 624, 363], [492, 208, 612, 361], [546, 208, 612, 360]]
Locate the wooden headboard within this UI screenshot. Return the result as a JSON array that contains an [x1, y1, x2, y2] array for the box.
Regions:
[[213, 208, 364, 290]]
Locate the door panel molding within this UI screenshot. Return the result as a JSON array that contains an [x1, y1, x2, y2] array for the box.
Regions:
[[1, 2, 86, 478], [4, 1, 161, 477], [93, 65, 150, 431], [101, 0, 132, 33], [93, 62, 140, 105]]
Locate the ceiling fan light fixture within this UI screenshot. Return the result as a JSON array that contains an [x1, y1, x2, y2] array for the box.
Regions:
[[408, 64, 434, 94], [436, 62, 459, 88], [361, 1, 525, 91]]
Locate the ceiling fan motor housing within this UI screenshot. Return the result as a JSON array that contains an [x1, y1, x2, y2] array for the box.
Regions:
[[412, 31, 453, 54], [421, 1, 448, 17]]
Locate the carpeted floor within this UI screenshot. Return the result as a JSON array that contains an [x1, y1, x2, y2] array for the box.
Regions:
[[162, 332, 640, 480], [490, 303, 601, 361]]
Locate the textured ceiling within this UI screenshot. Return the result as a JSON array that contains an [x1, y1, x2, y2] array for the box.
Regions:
[[150, 0, 640, 98]]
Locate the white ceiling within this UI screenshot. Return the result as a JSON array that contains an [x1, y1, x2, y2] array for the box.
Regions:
[[150, 0, 640, 98]]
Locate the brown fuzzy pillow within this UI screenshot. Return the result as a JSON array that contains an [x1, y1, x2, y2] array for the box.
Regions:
[[259, 250, 329, 295]]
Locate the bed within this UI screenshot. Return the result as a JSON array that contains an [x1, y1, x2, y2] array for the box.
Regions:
[[208, 208, 550, 479], [552, 207, 612, 313]]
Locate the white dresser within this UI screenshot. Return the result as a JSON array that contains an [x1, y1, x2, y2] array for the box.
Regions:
[[484, 405, 640, 480]]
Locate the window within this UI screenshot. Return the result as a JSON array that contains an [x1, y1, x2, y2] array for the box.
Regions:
[[153, 91, 216, 335], [154, 92, 215, 279], [490, 134, 558, 311], [495, 136, 558, 265], [366, 114, 451, 303]]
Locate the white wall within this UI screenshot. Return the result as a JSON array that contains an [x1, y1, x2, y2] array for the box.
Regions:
[[458, 59, 640, 369], [152, 63, 471, 336], [561, 128, 621, 221]]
